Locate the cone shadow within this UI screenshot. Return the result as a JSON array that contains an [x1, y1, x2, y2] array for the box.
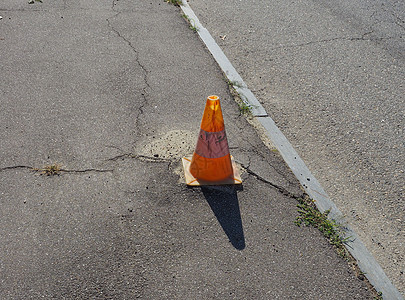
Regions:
[[201, 186, 245, 250]]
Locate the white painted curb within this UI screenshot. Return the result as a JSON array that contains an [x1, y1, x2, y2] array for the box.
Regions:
[[180, 1, 404, 299], [180, 3, 267, 117]]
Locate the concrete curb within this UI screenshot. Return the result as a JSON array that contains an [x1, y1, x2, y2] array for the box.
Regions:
[[180, 1, 404, 299]]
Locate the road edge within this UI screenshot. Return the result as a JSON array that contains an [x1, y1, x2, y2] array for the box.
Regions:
[[180, 1, 404, 299]]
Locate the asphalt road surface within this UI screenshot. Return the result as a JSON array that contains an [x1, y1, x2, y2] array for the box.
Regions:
[[188, 0, 405, 295], [0, 0, 377, 299]]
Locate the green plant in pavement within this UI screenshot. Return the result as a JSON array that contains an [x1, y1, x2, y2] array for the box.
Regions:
[[166, 0, 181, 6], [373, 291, 383, 300], [182, 14, 198, 32], [295, 197, 348, 258], [238, 102, 252, 115], [33, 163, 63, 176], [226, 79, 244, 88], [295, 197, 385, 298]]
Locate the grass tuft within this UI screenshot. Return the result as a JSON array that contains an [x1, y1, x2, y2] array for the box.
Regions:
[[226, 79, 244, 88], [182, 14, 198, 32], [33, 163, 63, 176], [238, 102, 252, 115], [295, 198, 386, 298], [166, 0, 182, 6], [295, 197, 348, 258]]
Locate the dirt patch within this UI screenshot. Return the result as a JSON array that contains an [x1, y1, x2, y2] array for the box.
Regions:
[[137, 130, 196, 159], [136, 130, 196, 183]]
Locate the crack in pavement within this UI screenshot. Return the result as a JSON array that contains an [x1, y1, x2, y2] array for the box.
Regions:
[[106, 13, 151, 131], [106, 150, 301, 196], [350, 30, 375, 40], [0, 165, 113, 174], [1, 153, 174, 176], [0, 165, 34, 171], [111, 0, 118, 10], [241, 138, 300, 187], [60, 168, 113, 174], [391, 13, 405, 30], [0, 8, 45, 12], [238, 162, 303, 200], [107, 153, 173, 163], [380, 3, 405, 31], [266, 32, 397, 52], [0, 161, 301, 199]]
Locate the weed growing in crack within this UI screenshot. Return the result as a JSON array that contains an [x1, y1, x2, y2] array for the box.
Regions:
[[182, 14, 198, 32], [295, 197, 385, 298], [295, 197, 348, 258], [225, 80, 256, 116], [238, 102, 252, 115], [33, 163, 63, 176], [190, 23, 198, 32], [166, 0, 181, 6], [226, 79, 244, 88]]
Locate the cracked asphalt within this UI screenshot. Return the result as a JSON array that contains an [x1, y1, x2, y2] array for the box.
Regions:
[[188, 0, 404, 295], [0, 0, 378, 298]]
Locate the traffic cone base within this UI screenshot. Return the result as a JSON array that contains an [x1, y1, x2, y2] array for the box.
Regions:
[[182, 155, 242, 186]]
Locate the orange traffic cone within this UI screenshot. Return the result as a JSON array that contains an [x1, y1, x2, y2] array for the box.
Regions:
[[182, 95, 242, 186]]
